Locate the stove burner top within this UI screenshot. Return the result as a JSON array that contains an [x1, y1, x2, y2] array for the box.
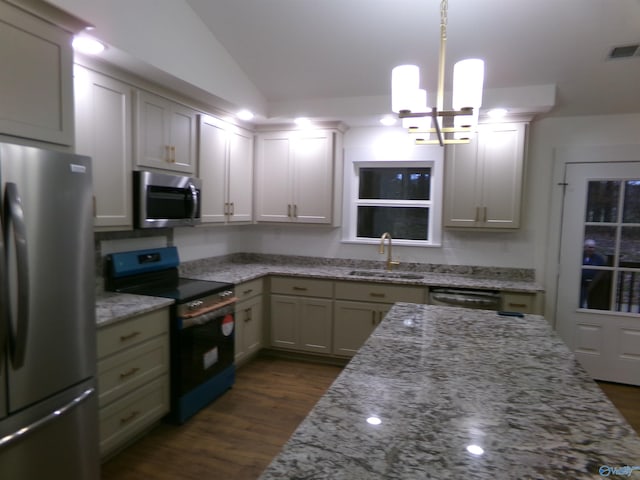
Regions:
[[118, 277, 233, 303]]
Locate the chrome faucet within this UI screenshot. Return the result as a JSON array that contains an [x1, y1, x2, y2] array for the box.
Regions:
[[379, 232, 400, 271]]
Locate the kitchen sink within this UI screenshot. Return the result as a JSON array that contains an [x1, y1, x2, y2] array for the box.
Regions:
[[348, 270, 424, 280]]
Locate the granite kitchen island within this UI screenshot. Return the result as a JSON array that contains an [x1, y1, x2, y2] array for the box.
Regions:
[[259, 304, 640, 479]]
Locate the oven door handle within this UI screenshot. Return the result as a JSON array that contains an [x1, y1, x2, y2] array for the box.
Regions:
[[181, 297, 237, 319], [179, 303, 236, 330]]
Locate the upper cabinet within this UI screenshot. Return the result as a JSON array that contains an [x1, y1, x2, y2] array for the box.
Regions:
[[444, 123, 527, 229], [199, 114, 254, 224], [74, 66, 133, 230], [0, 1, 78, 146], [135, 90, 197, 174], [255, 129, 341, 225]]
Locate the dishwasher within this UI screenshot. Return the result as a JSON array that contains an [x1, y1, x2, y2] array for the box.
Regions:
[[429, 287, 501, 310]]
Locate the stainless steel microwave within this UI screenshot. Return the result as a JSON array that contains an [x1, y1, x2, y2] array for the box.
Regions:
[[134, 170, 202, 228]]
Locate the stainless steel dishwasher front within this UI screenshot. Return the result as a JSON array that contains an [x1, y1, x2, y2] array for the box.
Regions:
[[429, 288, 501, 310]]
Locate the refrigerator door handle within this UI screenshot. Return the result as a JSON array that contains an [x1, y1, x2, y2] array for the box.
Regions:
[[4, 183, 29, 368], [0, 200, 5, 369], [0, 387, 95, 451]]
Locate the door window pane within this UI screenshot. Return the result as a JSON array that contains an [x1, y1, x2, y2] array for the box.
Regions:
[[359, 168, 431, 200], [585, 180, 619, 223], [357, 206, 428, 240], [623, 180, 640, 223], [579, 179, 640, 313]]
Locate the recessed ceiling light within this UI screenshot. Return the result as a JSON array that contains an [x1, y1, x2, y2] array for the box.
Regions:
[[487, 108, 508, 119], [72, 36, 105, 55], [466, 445, 484, 456], [237, 109, 254, 121], [295, 117, 311, 127], [380, 116, 397, 126]]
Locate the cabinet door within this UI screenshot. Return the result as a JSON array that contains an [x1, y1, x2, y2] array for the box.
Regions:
[[444, 123, 526, 228], [74, 66, 133, 230], [479, 124, 525, 228], [0, 2, 73, 145], [292, 132, 334, 224], [255, 133, 292, 222], [298, 298, 333, 354], [199, 114, 228, 223], [168, 103, 197, 173], [444, 138, 481, 227], [227, 127, 254, 223], [135, 90, 196, 174], [333, 300, 381, 357], [270, 295, 299, 349], [235, 295, 263, 364]]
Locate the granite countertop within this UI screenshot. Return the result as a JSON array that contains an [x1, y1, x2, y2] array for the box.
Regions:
[[259, 303, 640, 480], [179, 257, 543, 294], [95, 290, 174, 327], [95, 254, 543, 327]]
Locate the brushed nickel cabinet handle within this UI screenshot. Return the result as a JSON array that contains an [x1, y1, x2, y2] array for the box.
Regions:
[[119, 367, 140, 379], [120, 410, 140, 425], [120, 331, 141, 342]]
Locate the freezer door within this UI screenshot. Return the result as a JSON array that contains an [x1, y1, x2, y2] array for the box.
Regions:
[[0, 379, 99, 479], [0, 143, 95, 413]]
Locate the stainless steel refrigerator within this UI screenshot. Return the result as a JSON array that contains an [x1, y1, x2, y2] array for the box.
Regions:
[[0, 143, 99, 479]]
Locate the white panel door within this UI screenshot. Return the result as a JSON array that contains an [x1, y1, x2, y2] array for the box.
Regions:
[[556, 162, 640, 385]]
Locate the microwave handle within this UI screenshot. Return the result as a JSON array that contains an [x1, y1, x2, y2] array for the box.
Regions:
[[188, 182, 199, 222]]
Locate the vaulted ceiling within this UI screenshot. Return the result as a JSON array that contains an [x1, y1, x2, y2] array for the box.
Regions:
[[186, 0, 640, 124]]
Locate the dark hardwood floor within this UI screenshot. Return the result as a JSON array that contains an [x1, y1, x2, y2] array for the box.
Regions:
[[101, 357, 640, 480], [100, 355, 343, 480]]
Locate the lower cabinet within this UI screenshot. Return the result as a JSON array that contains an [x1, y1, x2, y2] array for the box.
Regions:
[[235, 278, 264, 366], [269, 277, 333, 354], [333, 300, 390, 357], [333, 281, 427, 357], [501, 291, 542, 314], [96, 308, 170, 459]]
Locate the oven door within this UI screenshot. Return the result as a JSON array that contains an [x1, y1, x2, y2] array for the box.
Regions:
[[176, 304, 235, 395]]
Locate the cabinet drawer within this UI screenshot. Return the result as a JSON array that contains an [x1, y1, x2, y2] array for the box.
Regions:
[[97, 335, 169, 407], [335, 281, 425, 304], [236, 278, 264, 301], [501, 292, 537, 314], [99, 375, 169, 458], [270, 276, 333, 298], [97, 308, 169, 359]]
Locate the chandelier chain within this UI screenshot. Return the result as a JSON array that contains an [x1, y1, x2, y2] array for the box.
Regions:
[[440, 0, 448, 40]]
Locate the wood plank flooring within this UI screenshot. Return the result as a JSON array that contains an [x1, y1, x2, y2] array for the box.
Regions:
[[597, 381, 640, 435], [101, 357, 640, 480], [100, 355, 343, 480]]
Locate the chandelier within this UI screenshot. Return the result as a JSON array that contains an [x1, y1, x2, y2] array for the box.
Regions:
[[391, 0, 484, 146]]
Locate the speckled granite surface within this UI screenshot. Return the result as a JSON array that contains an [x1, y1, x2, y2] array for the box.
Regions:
[[95, 290, 173, 327], [179, 254, 542, 293], [259, 303, 640, 480], [96, 253, 542, 327]]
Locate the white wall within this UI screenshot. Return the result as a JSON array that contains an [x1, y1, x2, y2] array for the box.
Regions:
[[48, 0, 265, 115]]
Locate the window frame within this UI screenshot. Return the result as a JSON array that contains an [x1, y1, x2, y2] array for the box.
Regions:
[[342, 146, 443, 247]]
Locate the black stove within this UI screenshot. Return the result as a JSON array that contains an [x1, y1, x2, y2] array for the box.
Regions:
[[105, 247, 233, 302], [104, 246, 236, 424]]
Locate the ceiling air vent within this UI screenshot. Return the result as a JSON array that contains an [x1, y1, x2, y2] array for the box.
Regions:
[[608, 44, 639, 59]]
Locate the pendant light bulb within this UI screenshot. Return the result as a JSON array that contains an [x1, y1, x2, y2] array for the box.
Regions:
[[391, 65, 420, 113]]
